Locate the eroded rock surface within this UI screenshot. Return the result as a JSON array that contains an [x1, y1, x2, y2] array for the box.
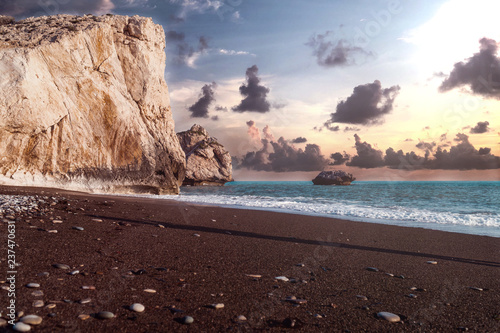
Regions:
[[177, 125, 233, 186], [0, 14, 185, 194], [312, 170, 355, 185]]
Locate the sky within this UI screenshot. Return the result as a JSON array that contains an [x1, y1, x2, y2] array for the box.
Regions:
[[2, 0, 500, 180]]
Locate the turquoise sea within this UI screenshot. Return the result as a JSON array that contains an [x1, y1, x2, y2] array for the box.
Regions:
[[162, 181, 500, 238]]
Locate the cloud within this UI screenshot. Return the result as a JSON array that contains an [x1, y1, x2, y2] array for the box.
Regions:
[[236, 125, 329, 172], [172, 36, 209, 67], [232, 65, 271, 113], [246, 120, 261, 143], [1, 0, 115, 17], [341, 133, 499, 170], [416, 140, 436, 151], [439, 38, 500, 98], [215, 106, 228, 112], [166, 30, 186, 42], [470, 121, 490, 134], [306, 31, 372, 67], [324, 80, 400, 126], [187, 82, 216, 118], [218, 49, 252, 56], [346, 134, 385, 168], [291, 137, 307, 144], [330, 152, 350, 165], [170, 0, 222, 18]]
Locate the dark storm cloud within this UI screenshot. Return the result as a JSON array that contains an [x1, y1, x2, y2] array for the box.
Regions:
[[215, 106, 228, 112], [291, 137, 307, 144], [439, 38, 500, 98], [0, 0, 116, 17], [324, 80, 400, 127], [416, 141, 436, 151], [329, 152, 350, 165], [187, 82, 216, 118], [427, 133, 500, 170], [306, 31, 372, 67], [341, 133, 499, 170], [346, 134, 385, 168], [470, 121, 490, 134], [232, 65, 271, 113]]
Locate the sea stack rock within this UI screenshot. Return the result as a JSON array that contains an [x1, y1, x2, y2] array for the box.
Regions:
[[312, 170, 355, 185], [177, 124, 233, 186], [0, 14, 186, 194]]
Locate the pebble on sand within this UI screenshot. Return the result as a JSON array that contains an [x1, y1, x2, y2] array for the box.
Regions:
[[78, 314, 90, 320], [377, 312, 401, 322], [20, 315, 42, 325], [53, 264, 70, 270], [236, 315, 247, 322], [180, 316, 194, 324], [275, 276, 289, 282], [0, 318, 7, 327], [91, 219, 103, 223], [96, 311, 115, 319], [130, 303, 145, 312], [366, 267, 379, 272], [143, 289, 156, 293], [210, 303, 224, 309], [356, 295, 368, 300], [26, 283, 40, 288], [13, 322, 31, 332], [427, 261, 438, 265], [245, 274, 262, 278], [32, 300, 44, 308], [72, 226, 84, 231]]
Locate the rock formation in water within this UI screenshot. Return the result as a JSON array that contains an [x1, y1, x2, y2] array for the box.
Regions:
[[177, 124, 233, 186], [312, 170, 355, 185], [0, 14, 186, 194]]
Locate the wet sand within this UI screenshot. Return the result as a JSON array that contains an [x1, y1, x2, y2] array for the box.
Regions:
[[0, 185, 499, 332]]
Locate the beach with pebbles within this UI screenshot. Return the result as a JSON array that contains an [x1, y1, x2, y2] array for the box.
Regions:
[[0, 185, 499, 332]]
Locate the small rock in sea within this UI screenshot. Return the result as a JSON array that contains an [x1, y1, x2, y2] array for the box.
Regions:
[[33, 300, 44, 307], [69, 270, 80, 275], [180, 316, 194, 324], [210, 303, 224, 309], [427, 261, 438, 265], [130, 303, 145, 312], [53, 264, 70, 270], [193, 233, 201, 237], [79, 298, 92, 304], [143, 289, 156, 293], [96, 311, 114, 319], [26, 283, 40, 288], [469, 287, 483, 291], [20, 315, 42, 325], [91, 219, 103, 223], [366, 267, 379, 272], [356, 295, 368, 301], [72, 226, 84, 231], [13, 322, 31, 332], [78, 314, 90, 320], [377, 312, 401, 322], [275, 276, 289, 282]]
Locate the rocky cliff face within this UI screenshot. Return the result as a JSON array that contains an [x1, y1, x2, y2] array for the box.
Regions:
[[177, 125, 233, 186], [0, 14, 186, 194]]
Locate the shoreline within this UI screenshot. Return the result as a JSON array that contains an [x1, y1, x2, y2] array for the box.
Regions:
[[0, 184, 499, 332]]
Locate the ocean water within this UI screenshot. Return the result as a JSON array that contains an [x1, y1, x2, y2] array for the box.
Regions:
[[162, 181, 500, 238]]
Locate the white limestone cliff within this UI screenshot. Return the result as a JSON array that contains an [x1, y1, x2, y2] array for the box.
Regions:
[[0, 14, 185, 194]]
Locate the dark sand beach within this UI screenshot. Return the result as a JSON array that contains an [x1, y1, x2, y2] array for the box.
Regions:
[[0, 185, 499, 332]]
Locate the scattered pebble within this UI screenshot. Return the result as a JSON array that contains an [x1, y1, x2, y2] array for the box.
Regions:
[[82, 286, 96, 290], [72, 226, 84, 231], [366, 267, 379, 272], [52, 220, 63, 224], [53, 264, 70, 270], [235, 315, 247, 322], [47, 230, 58, 233], [193, 233, 201, 237], [377, 312, 401, 322], [20, 315, 42, 325], [45, 304, 56, 309], [246, 274, 262, 278], [13, 322, 31, 332], [296, 263, 305, 267], [130, 303, 145, 312], [79, 298, 92, 304], [0, 319, 7, 327], [275, 276, 289, 282], [69, 270, 80, 275], [78, 314, 90, 320], [96, 311, 114, 319], [143, 289, 156, 293], [32, 300, 44, 307], [469, 287, 483, 291], [180, 316, 194, 324], [285, 296, 307, 304], [210, 303, 224, 309], [26, 283, 40, 288], [314, 314, 323, 319], [37, 272, 49, 277], [356, 295, 368, 301], [385, 273, 394, 277], [427, 261, 438, 265], [91, 219, 103, 223], [408, 294, 418, 298]]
